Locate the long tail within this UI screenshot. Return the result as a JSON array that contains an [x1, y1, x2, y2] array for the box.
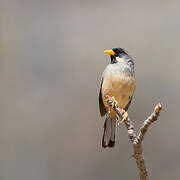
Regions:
[[102, 116, 117, 148]]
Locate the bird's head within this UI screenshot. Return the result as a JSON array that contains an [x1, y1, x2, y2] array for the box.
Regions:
[[104, 48, 132, 64]]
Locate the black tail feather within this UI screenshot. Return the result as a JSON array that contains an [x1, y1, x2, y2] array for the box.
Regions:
[[102, 116, 117, 148]]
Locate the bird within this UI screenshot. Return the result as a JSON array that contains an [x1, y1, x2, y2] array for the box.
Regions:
[[99, 48, 135, 148]]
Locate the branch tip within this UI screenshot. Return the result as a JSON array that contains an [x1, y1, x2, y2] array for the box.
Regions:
[[154, 102, 162, 113]]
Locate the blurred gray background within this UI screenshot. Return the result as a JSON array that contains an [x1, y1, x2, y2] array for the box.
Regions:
[[0, 0, 180, 180]]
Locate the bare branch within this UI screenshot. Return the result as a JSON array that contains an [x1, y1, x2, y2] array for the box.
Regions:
[[136, 102, 162, 145], [105, 95, 137, 142], [105, 95, 162, 180]]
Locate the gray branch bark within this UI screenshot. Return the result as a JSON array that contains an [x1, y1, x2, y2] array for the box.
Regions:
[[105, 95, 162, 180]]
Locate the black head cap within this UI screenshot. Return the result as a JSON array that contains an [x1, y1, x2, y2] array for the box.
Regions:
[[112, 48, 130, 58], [110, 48, 134, 71]]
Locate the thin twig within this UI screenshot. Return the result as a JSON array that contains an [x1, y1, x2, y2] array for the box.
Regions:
[[105, 95, 162, 180], [135, 103, 162, 145]]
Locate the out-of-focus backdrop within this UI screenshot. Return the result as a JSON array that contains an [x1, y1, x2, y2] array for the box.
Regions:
[[0, 0, 180, 180]]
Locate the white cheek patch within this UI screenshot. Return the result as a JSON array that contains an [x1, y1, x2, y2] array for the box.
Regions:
[[116, 57, 124, 63]]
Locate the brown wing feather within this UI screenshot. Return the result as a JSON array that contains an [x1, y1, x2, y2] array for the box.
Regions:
[[99, 79, 106, 117], [124, 97, 132, 111]]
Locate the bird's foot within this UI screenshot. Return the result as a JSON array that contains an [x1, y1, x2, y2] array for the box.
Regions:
[[111, 96, 118, 108], [117, 109, 128, 125]]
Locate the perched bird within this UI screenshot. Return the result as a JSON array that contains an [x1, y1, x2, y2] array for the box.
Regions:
[[99, 48, 135, 148]]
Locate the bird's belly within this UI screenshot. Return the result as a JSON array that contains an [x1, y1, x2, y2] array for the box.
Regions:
[[102, 74, 135, 117]]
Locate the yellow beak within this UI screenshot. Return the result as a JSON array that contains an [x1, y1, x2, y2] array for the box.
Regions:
[[104, 49, 115, 55]]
